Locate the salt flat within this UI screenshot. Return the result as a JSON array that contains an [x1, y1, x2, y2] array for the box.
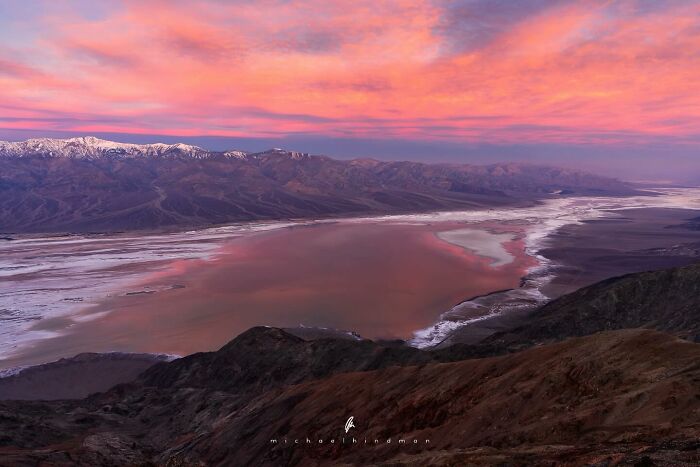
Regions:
[[437, 228, 515, 267]]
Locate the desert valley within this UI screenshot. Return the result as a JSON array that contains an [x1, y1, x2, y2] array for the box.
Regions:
[[0, 137, 698, 465], [2, 0, 700, 465]]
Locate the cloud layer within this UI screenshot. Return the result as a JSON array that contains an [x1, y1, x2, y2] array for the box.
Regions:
[[1, 0, 699, 147]]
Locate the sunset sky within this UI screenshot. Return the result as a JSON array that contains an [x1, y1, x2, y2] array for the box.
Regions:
[[1, 0, 699, 181]]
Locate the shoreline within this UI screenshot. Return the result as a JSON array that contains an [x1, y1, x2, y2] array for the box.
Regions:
[[409, 188, 700, 348]]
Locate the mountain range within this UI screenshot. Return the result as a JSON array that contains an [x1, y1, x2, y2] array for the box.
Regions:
[[0, 137, 637, 233], [0, 262, 698, 465]]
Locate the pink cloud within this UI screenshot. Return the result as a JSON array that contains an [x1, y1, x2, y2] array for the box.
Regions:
[[0, 0, 698, 145]]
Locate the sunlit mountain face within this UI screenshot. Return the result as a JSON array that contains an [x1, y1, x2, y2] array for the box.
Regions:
[[1, 1, 700, 181]]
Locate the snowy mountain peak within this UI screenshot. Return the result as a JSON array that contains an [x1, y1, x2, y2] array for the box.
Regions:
[[223, 150, 250, 159], [67, 136, 110, 146], [0, 137, 309, 161], [262, 148, 309, 160], [0, 136, 209, 159]]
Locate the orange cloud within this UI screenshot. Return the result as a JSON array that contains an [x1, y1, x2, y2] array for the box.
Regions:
[[0, 0, 699, 145]]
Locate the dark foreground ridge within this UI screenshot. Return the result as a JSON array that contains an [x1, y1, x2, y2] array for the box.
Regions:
[[0, 137, 638, 233], [443, 260, 700, 352], [0, 329, 697, 466], [0, 264, 698, 465], [484, 260, 700, 347]]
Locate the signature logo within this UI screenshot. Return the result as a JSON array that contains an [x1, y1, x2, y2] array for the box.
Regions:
[[344, 416, 356, 434]]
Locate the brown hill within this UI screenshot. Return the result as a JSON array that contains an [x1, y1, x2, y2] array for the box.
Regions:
[[0, 328, 697, 466], [197, 329, 700, 466]]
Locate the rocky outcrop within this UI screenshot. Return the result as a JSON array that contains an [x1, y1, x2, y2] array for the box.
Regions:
[[0, 328, 697, 466], [173, 329, 699, 466], [138, 326, 437, 393]]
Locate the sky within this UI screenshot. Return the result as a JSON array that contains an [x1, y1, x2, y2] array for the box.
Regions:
[[0, 0, 699, 182]]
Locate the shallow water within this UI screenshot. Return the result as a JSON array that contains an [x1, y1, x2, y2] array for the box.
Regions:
[[0, 221, 297, 361], [1, 222, 531, 367], [2, 188, 699, 367]]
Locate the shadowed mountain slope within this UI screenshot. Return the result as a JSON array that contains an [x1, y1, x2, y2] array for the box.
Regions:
[[0, 137, 637, 233], [440, 261, 700, 351], [479, 261, 700, 351]]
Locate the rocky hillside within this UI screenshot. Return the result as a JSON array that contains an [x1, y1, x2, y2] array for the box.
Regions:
[[0, 328, 697, 466], [0, 137, 637, 233], [439, 261, 700, 351], [192, 329, 698, 466], [479, 261, 700, 352]]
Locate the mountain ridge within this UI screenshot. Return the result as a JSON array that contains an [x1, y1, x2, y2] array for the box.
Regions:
[[0, 137, 639, 234], [0, 137, 314, 161], [0, 136, 213, 160], [0, 330, 696, 465]]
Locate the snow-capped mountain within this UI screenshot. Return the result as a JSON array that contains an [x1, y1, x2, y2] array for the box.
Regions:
[[0, 136, 214, 159], [0, 136, 636, 233], [0, 137, 322, 161], [223, 150, 250, 160]]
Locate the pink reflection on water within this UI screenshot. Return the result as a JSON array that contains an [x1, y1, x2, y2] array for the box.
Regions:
[[16, 221, 535, 362]]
